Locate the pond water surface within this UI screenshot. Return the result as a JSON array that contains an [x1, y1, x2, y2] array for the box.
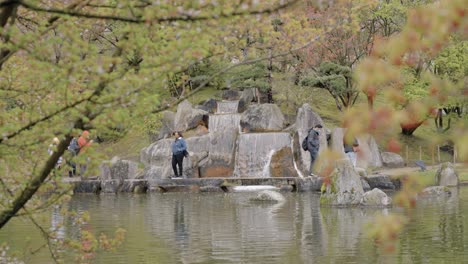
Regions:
[[1, 188, 467, 263]]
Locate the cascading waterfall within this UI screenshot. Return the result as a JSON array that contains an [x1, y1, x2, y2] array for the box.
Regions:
[[233, 132, 292, 178], [216, 101, 239, 114]]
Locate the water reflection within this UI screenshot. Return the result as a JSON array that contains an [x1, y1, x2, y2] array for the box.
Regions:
[[1, 189, 468, 264]]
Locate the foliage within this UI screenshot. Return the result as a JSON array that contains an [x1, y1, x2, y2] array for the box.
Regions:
[[301, 61, 358, 111]]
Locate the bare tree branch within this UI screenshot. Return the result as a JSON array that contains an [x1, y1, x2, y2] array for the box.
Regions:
[[18, 0, 299, 24]]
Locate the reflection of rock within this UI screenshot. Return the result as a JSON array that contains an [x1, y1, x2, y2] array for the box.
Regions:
[[250, 190, 285, 203], [360, 188, 392, 207], [320, 159, 364, 206], [240, 104, 285, 132], [435, 162, 458, 187], [381, 152, 404, 168]]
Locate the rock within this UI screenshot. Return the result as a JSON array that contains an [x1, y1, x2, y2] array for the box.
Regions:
[[222, 89, 240, 100], [355, 167, 367, 177], [121, 179, 148, 193], [240, 104, 285, 132], [320, 159, 364, 206], [365, 174, 395, 190], [173, 100, 209, 132], [269, 147, 298, 177], [296, 176, 323, 192], [435, 162, 458, 187], [74, 180, 101, 193], [101, 180, 120, 193], [156, 111, 175, 140], [238, 88, 256, 113], [361, 178, 371, 192], [200, 98, 218, 114], [279, 185, 295, 192], [250, 190, 285, 203], [381, 152, 405, 168], [419, 186, 452, 197], [356, 134, 383, 168], [330, 128, 346, 157], [295, 103, 324, 131], [360, 188, 392, 207], [200, 186, 225, 193]]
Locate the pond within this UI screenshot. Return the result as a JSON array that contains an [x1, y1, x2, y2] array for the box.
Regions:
[[1, 188, 467, 263]]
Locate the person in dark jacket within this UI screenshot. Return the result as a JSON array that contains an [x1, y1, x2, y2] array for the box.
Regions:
[[306, 124, 322, 175], [171, 131, 188, 178]]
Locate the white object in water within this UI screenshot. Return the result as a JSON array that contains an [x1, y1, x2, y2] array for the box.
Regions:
[[231, 185, 279, 192]]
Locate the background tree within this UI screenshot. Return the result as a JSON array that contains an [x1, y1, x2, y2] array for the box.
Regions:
[[300, 61, 357, 111]]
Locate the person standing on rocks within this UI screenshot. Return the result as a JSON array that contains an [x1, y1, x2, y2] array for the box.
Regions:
[[171, 131, 188, 178], [344, 136, 359, 168], [303, 124, 322, 175]]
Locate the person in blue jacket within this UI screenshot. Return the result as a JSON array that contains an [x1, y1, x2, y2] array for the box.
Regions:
[[171, 131, 188, 178]]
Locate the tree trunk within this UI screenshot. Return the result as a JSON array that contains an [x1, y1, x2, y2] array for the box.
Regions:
[[401, 121, 424, 136]]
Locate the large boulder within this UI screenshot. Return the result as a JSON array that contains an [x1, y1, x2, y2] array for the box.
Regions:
[[238, 88, 256, 113], [296, 176, 323, 192], [320, 159, 365, 206], [295, 103, 324, 132], [197, 98, 217, 114], [249, 190, 285, 203], [141, 134, 210, 180], [330, 128, 346, 157], [356, 134, 383, 169], [174, 100, 209, 132], [152, 111, 175, 141], [240, 104, 285, 132], [360, 188, 392, 207], [269, 147, 298, 177], [381, 152, 405, 168], [222, 89, 240, 100], [435, 162, 458, 187]]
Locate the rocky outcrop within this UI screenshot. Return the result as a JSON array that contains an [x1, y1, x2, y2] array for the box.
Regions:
[[360, 188, 392, 207], [249, 190, 285, 203], [381, 152, 405, 168], [197, 98, 217, 114], [320, 159, 364, 206], [240, 104, 285, 132], [435, 162, 458, 187], [174, 100, 209, 132]]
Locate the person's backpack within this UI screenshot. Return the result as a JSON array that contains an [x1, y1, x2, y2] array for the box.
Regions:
[[68, 138, 80, 155], [301, 136, 309, 151]]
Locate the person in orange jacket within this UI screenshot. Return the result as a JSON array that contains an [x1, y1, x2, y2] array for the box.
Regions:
[[77, 130, 93, 175]]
